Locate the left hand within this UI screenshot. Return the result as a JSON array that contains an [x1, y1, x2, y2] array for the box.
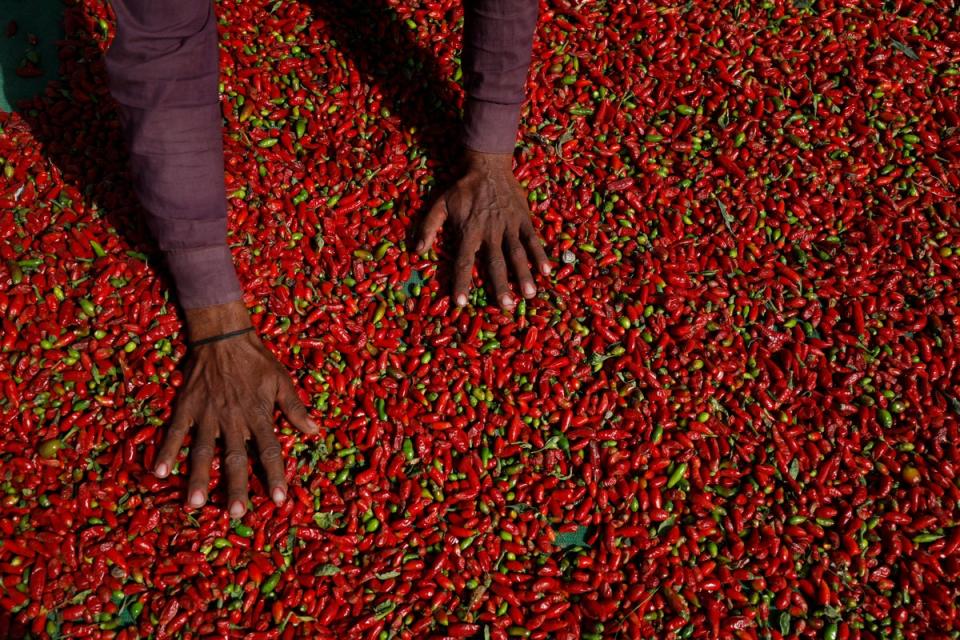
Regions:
[[415, 150, 552, 310], [152, 301, 317, 519]]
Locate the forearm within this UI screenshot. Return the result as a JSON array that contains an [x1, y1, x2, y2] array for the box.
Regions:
[[105, 0, 241, 310], [460, 0, 539, 154]]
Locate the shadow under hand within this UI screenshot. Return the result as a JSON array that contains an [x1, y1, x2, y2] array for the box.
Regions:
[[14, 3, 158, 271], [18, 0, 468, 301], [304, 0, 466, 240]]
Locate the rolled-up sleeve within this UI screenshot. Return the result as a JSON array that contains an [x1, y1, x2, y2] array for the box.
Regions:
[[105, 0, 242, 309], [460, 0, 539, 154]]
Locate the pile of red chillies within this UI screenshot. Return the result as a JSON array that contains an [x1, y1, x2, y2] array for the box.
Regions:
[[1, 0, 959, 637]]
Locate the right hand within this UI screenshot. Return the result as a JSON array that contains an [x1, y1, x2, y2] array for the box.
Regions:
[[152, 301, 317, 518]]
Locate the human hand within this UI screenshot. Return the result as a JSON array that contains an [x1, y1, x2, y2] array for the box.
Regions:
[[152, 301, 317, 518], [415, 150, 552, 310]]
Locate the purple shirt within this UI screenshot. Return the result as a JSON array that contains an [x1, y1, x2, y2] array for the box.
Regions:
[[105, 0, 538, 309]]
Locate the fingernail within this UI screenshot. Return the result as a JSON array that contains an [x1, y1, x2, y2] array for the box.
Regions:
[[307, 418, 319, 433], [229, 501, 245, 519], [541, 263, 552, 275], [415, 241, 424, 253], [456, 294, 467, 307], [188, 490, 204, 508], [154, 463, 169, 478], [501, 294, 514, 308], [523, 282, 536, 298], [272, 488, 286, 504]]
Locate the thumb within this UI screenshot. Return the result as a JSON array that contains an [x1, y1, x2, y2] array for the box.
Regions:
[[415, 195, 448, 254], [277, 374, 318, 434]]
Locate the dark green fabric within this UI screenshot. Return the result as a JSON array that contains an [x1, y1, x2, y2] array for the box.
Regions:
[[0, 0, 63, 112]]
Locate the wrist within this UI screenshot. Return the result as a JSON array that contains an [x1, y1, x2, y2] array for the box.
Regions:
[[463, 149, 513, 173], [184, 300, 253, 343]]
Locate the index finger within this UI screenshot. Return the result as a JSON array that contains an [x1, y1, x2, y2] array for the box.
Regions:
[[276, 373, 317, 435], [416, 196, 448, 255]]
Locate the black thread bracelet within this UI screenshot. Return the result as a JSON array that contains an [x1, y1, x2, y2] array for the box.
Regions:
[[187, 326, 255, 348]]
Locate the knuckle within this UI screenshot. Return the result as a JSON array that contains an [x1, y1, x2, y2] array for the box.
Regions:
[[169, 419, 191, 436], [257, 376, 277, 402], [280, 393, 304, 414], [489, 256, 507, 271], [260, 444, 283, 464], [454, 221, 474, 238], [191, 444, 215, 461], [252, 398, 273, 419], [224, 450, 247, 469], [289, 404, 308, 420], [209, 398, 230, 416]]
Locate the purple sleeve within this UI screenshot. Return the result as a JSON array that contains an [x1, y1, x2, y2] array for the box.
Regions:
[[461, 0, 539, 154], [105, 0, 242, 310]]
